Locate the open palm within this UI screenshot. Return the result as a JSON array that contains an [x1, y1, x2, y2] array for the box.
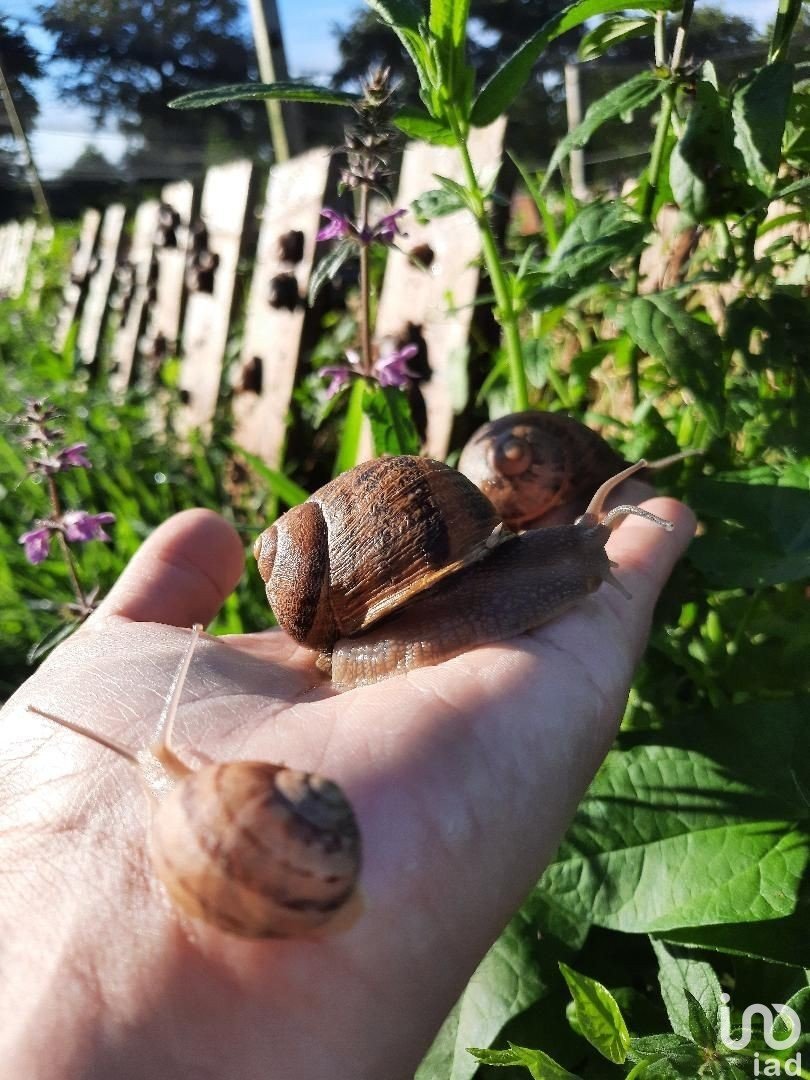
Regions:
[[0, 490, 694, 1080]]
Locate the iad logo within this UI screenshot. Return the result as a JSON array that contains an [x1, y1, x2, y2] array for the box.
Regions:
[[719, 993, 802, 1076]]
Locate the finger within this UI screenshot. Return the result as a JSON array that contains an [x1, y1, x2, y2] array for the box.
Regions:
[[603, 493, 696, 654], [93, 509, 245, 627]]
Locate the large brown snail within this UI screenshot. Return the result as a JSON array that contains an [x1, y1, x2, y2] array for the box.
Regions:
[[29, 626, 361, 939], [458, 411, 695, 529], [254, 453, 674, 690]]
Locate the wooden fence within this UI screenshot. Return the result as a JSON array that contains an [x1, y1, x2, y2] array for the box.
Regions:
[[0, 122, 505, 464]]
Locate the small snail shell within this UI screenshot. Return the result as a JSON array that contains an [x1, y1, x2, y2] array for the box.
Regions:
[[459, 411, 694, 530], [254, 457, 674, 690], [151, 760, 360, 938], [253, 456, 506, 650], [29, 626, 361, 939], [458, 411, 628, 529]]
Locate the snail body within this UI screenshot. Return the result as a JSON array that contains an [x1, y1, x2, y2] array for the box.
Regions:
[[458, 411, 692, 530], [29, 626, 361, 939], [255, 457, 673, 690]]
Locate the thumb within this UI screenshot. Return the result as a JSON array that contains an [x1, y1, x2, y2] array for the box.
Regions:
[[93, 509, 245, 628]]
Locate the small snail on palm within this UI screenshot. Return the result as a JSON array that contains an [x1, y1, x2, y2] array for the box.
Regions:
[[254, 455, 674, 690], [458, 411, 695, 529], [29, 626, 361, 939]]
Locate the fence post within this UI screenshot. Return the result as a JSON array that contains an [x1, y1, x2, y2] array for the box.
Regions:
[[110, 199, 160, 393], [177, 159, 253, 433], [77, 203, 126, 374], [374, 119, 507, 460], [54, 208, 102, 352], [564, 63, 588, 201], [232, 146, 331, 465]]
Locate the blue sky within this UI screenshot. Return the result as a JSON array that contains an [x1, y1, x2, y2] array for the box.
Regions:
[[1, 0, 779, 178]]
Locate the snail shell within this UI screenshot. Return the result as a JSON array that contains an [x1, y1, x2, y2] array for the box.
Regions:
[[254, 456, 506, 650], [458, 411, 629, 529], [150, 760, 361, 938]]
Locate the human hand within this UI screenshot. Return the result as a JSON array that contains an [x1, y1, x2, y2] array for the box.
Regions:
[[0, 488, 694, 1080]]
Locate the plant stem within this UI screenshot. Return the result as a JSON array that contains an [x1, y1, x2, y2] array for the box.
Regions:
[[627, 0, 694, 404], [653, 10, 666, 68], [625, 1063, 649, 1080], [450, 113, 530, 411], [358, 184, 373, 377], [770, 0, 803, 62], [46, 475, 91, 615]]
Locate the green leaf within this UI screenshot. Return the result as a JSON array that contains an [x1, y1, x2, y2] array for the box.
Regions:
[[535, 700, 810, 935], [670, 77, 745, 222], [577, 15, 655, 61], [363, 385, 421, 456], [394, 108, 456, 145], [658, 907, 810, 967], [544, 72, 665, 188], [228, 444, 309, 507], [629, 1033, 698, 1061], [169, 81, 361, 110], [470, 0, 671, 127], [416, 911, 547, 1080], [620, 294, 725, 433], [429, 0, 470, 49], [525, 203, 645, 307], [652, 940, 722, 1039], [731, 62, 795, 193], [412, 186, 467, 223], [544, 202, 646, 281], [308, 239, 355, 306], [433, 172, 473, 208], [333, 376, 366, 476], [468, 1043, 580, 1078], [684, 990, 717, 1049], [686, 479, 810, 588], [559, 963, 630, 1064]]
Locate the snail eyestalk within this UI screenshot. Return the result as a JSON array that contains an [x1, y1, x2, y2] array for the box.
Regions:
[[149, 623, 202, 779], [600, 504, 675, 533], [582, 460, 648, 522], [27, 705, 141, 767]]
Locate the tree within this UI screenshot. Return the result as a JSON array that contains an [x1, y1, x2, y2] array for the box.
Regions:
[[0, 17, 43, 220], [39, 0, 266, 183]]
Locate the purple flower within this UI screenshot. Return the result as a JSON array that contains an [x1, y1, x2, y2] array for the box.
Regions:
[[317, 209, 353, 242], [373, 343, 419, 389], [57, 442, 92, 470], [318, 366, 353, 399], [62, 510, 116, 543], [372, 209, 406, 245], [19, 526, 53, 565]]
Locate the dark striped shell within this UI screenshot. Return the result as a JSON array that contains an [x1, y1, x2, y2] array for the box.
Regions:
[[254, 456, 505, 650], [149, 761, 361, 938]]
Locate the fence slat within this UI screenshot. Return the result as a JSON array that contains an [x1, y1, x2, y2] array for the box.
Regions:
[[0, 221, 21, 298], [232, 146, 331, 465], [141, 179, 196, 371], [10, 219, 37, 298], [178, 160, 253, 432], [77, 203, 126, 372], [375, 119, 507, 459], [110, 199, 160, 393], [54, 208, 102, 352]]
